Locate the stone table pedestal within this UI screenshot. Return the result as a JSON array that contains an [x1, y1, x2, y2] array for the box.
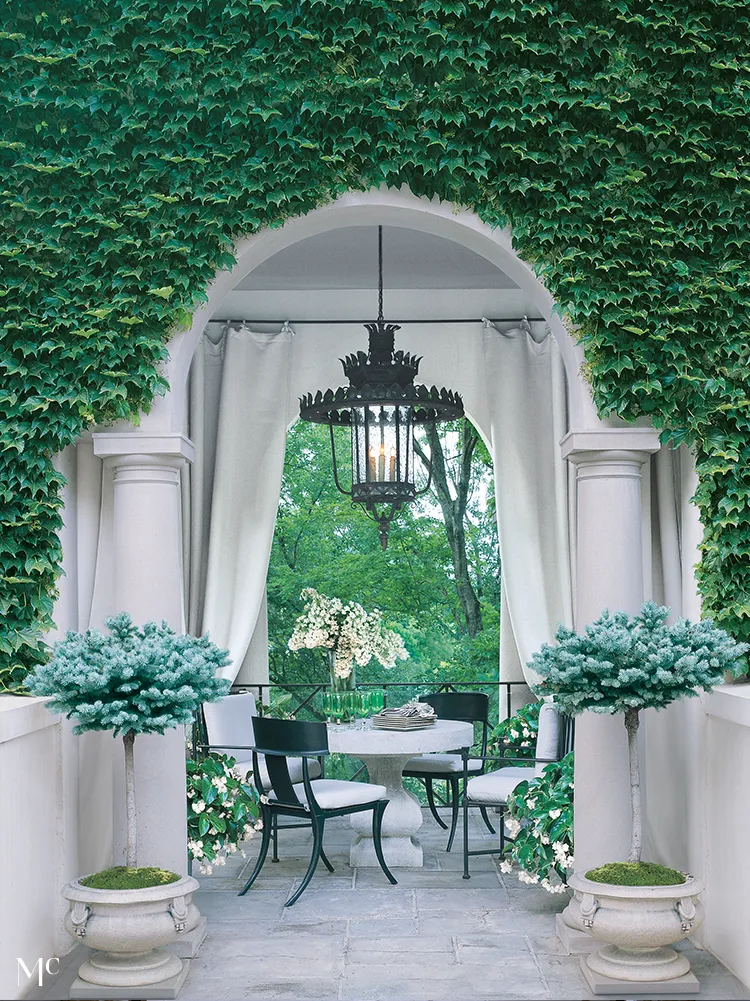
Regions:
[[327, 719, 474, 868]]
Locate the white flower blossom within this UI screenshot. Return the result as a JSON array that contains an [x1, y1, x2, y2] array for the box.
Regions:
[[549, 808, 561, 819], [192, 800, 206, 814], [505, 816, 522, 838], [499, 860, 513, 873]]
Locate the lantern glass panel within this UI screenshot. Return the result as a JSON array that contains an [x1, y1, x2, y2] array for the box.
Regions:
[[351, 405, 415, 489]]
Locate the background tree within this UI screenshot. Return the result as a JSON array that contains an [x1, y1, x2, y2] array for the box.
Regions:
[[267, 420, 501, 699], [413, 419, 485, 637]]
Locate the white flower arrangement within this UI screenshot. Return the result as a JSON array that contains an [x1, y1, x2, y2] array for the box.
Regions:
[[288, 588, 408, 678]]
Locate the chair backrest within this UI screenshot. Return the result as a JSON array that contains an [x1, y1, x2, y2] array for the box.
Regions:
[[423, 692, 490, 756], [202, 692, 257, 757], [251, 717, 329, 807], [423, 691, 490, 725], [534, 701, 563, 776]]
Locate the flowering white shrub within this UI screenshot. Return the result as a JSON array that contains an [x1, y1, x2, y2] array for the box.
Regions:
[[186, 753, 263, 875], [501, 752, 574, 893], [288, 588, 408, 678]]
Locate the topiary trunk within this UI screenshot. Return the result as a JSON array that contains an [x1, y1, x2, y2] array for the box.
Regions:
[[123, 730, 137, 868], [624, 707, 642, 862]]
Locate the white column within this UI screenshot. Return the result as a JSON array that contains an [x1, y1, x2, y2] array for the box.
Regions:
[[93, 432, 194, 875], [561, 428, 660, 872]]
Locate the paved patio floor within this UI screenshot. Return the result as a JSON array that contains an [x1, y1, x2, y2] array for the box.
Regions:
[[177, 807, 748, 1001]]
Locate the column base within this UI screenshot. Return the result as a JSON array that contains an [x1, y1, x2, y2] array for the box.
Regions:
[[351, 834, 423, 868], [579, 957, 699, 996]]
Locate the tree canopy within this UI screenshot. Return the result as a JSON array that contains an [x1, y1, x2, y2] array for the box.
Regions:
[[267, 420, 500, 692], [533, 602, 748, 716], [27, 613, 230, 734]]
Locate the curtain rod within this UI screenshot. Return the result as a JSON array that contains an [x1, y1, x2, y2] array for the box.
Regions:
[[207, 316, 545, 325]]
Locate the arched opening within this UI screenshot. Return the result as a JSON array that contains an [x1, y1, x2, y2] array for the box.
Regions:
[[183, 207, 576, 721]]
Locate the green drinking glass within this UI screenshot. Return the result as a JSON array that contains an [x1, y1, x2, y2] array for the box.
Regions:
[[323, 691, 334, 722], [369, 689, 385, 714], [330, 692, 344, 724]]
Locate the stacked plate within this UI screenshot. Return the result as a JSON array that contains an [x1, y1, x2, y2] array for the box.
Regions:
[[371, 701, 437, 731]]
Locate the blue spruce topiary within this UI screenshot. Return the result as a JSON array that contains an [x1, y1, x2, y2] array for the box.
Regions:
[[532, 602, 747, 865], [28, 613, 230, 869]]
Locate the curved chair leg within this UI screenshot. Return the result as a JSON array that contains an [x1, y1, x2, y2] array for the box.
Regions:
[[238, 807, 271, 896], [425, 778, 448, 830], [271, 813, 279, 862], [446, 775, 460, 853], [479, 806, 496, 835], [463, 796, 471, 880], [319, 844, 335, 873], [285, 816, 323, 907], [372, 802, 397, 885]]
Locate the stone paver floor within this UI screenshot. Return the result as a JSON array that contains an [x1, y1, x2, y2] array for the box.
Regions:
[[38, 807, 750, 1000], [177, 807, 749, 1001]]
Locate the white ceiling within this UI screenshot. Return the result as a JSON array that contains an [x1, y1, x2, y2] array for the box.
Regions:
[[235, 226, 519, 291]]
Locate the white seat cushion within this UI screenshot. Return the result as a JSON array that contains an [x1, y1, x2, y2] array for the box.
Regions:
[[233, 756, 322, 789], [465, 766, 534, 805], [270, 778, 387, 811], [405, 753, 483, 774]]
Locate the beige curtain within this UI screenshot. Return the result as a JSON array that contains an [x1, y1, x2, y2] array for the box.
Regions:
[[185, 324, 293, 682], [483, 318, 574, 688]]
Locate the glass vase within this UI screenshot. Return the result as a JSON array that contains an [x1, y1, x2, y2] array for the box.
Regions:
[[327, 650, 356, 722]]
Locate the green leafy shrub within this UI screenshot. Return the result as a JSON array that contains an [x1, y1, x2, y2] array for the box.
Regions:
[[501, 752, 574, 892], [2, 3, 750, 691], [489, 701, 540, 759], [186, 753, 261, 875]]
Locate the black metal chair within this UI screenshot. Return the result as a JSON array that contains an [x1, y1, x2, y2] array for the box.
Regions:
[[460, 702, 574, 878], [403, 692, 495, 852], [239, 717, 398, 906]]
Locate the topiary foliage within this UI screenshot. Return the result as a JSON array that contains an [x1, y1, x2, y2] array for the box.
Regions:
[[2, 2, 750, 689], [532, 602, 748, 716], [26, 612, 231, 733]]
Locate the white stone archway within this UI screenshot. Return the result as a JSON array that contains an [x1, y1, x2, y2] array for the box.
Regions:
[[87, 187, 661, 893]]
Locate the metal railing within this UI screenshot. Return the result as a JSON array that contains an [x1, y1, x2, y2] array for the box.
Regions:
[[191, 679, 531, 760]]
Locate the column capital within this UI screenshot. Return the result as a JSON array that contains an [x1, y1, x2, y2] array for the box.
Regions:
[[560, 427, 660, 463], [92, 432, 194, 463]]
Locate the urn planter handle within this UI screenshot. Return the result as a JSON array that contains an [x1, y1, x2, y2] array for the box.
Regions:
[[580, 892, 599, 929], [677, 895, 697, 933], [70, 902, 90, 938], [169, 896, 189, 932]]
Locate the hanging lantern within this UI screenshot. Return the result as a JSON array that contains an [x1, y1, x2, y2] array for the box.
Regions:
[[299, 226, 464, 548]]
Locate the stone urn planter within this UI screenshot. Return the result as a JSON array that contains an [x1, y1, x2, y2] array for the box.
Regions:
[[62, 874, 200, 988], [567, 872, 704, 983]]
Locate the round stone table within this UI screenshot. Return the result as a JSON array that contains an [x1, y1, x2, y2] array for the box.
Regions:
[[327, 719, 474, 868]]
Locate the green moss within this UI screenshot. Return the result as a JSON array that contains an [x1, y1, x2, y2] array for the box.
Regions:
[[80, 866, 180, 890], [585, 861, 687, 886]]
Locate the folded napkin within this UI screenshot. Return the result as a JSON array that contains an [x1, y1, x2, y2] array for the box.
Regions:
[[375, 701, 437, 719]]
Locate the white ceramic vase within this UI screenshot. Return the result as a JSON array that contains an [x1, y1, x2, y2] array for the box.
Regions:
[[62, 874, 200, 987], [567, 873, 704, 982]]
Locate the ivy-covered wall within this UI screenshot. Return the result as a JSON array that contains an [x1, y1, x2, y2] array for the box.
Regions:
[[1, 1, 748, 691]]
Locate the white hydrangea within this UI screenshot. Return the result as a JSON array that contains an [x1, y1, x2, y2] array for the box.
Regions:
[[288, 588, 408, 674]]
